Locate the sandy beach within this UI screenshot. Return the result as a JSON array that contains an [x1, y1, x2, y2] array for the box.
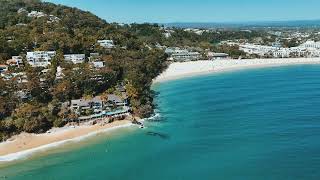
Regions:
[[0, 120, 133, 162], [154, 58, 320, 83]]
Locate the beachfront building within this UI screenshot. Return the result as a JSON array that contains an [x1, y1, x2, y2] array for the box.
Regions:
[[208, 52, 229, 60], [64, 54, 86, 64], [97, 40, 115, 48], [300, 41, 320, 49], [308, 48, 320, 57], [239, 44, 278, 56], [71, 96, 104, 115], [70, 94, 129, 121], [165, 47, 188, 55], [239, 42, 320, 58], [106, 94, 128, 107], [273, 48, 291, 58], [165, 47, 202, 62], [27, 51, 56, 67], [71, 94, 127, 114], [170, 52, 201, 62]]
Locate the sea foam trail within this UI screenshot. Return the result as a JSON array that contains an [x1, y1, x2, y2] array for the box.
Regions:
[[0, 123, 134, 162]]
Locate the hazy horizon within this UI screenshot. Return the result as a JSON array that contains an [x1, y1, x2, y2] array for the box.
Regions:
[[45, 0, 320, 24]]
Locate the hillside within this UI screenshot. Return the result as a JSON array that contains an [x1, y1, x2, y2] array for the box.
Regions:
[[0, 0, 168, 141]]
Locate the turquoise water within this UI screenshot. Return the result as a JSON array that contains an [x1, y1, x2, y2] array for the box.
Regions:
[[1, 65, 320, 179]]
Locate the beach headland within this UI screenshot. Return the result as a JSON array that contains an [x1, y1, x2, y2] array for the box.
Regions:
[[153, 58, 320, 83], [0, 120, 133, 162]]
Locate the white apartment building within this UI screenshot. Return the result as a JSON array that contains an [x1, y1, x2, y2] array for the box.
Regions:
[[300, 41, 320, 49], [273, 48, 291, 58], [239, 44, 278, 56], [97, 40, 115, 48], [27, 51, 56, 67], [64, 54, 86, 64]]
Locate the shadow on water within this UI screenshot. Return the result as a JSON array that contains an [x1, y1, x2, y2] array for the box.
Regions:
[[146, 132, 170, 140], [148, 117, 167, 123]]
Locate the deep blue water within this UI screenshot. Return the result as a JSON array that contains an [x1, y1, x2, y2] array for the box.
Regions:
[[1, 65, 320, 180]]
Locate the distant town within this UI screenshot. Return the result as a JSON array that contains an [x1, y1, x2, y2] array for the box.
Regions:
[[160, 27, 320, 62]]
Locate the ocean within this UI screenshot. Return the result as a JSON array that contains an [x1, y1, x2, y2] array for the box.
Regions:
[[1, 65, 320, 180]]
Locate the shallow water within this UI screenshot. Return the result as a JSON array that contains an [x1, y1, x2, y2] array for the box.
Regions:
[[1, 65, 320, 180]]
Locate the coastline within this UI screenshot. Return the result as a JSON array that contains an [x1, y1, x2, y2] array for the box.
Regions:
[[153, 58, 320, 83], [2, 57, 320, 163], [0, 120, 133, 162]]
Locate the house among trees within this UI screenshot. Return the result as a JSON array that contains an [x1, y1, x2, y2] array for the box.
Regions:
[[48, 15, 61, 23], [17, 8, 28, 14], [7, 56, 24, 67], [27, 51, 56, 67], [27, 11, 46, 18], [97, 40, 115, 48], [64, 54, 86, 64], [88, 53, 105, 68], [55, 66, 64, 80], [88, 53, 100, 60], [91, 61, 105, 68]]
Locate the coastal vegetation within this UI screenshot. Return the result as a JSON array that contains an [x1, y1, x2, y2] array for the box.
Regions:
[[0, 0, 278, 141], [0, 0, 169, 141]]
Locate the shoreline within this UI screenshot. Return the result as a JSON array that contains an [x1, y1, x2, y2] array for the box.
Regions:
[[153, 58, 320, 83], [1, 57, 320, 163], [0, 120, 133, 162]]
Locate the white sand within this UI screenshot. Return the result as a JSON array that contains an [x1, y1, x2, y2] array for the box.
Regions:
[[0, 121, 133, 162], [154, 58, 320, 83]]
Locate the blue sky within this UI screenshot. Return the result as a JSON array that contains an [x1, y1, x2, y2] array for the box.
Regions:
[[46, 0, 320, 23]]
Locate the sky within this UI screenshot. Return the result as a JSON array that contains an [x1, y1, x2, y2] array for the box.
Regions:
[[46, 0, 320, 24]]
